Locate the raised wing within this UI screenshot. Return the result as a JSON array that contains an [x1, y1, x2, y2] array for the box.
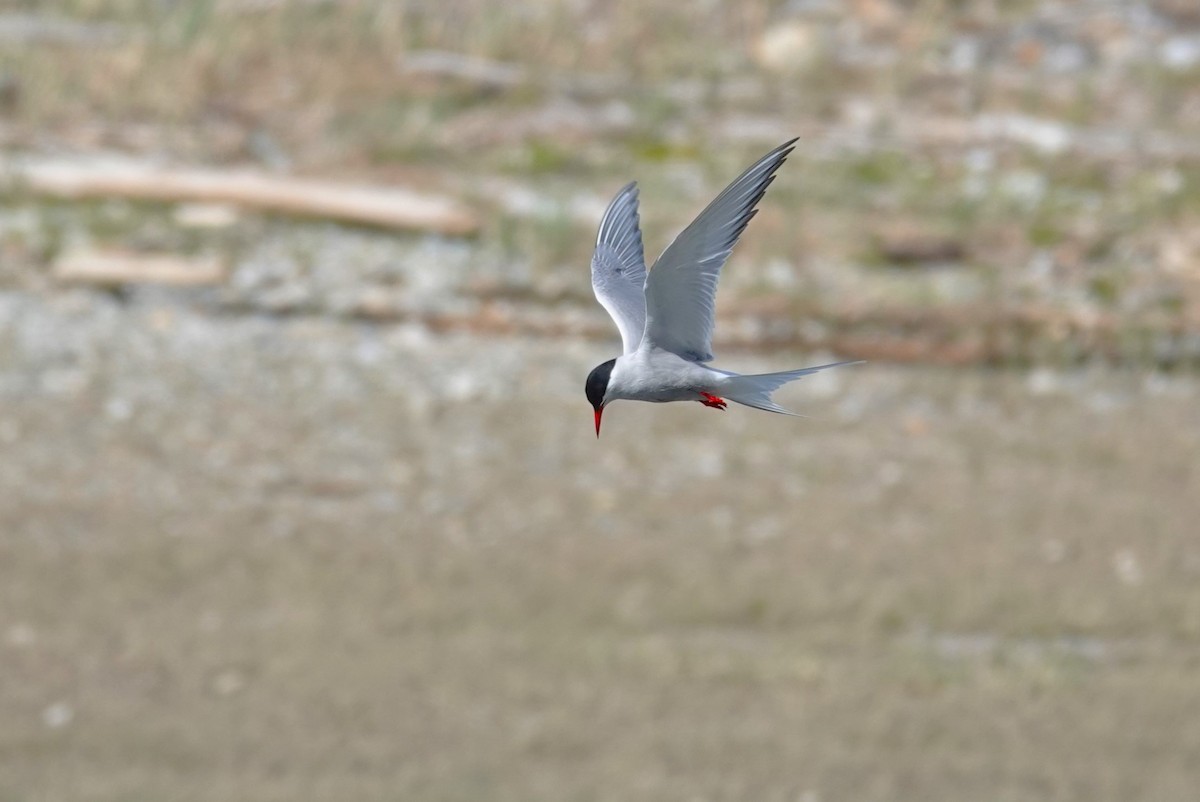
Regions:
[[641, 138, 798, 362], [590, 182, 648, 354]]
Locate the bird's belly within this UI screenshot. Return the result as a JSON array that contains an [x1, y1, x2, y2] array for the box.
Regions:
[[606, 350, 730, 405], [614, 364, 721, 403], [639, 387, 699, 403]]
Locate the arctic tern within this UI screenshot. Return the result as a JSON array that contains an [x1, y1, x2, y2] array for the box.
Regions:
[[586, 138, 859, 436]]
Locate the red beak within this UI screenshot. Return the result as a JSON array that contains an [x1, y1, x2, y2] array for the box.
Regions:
[[594, 407, 603, 438]]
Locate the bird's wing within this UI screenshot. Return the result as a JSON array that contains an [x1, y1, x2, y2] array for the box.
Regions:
[[590, 182, 648, 355], [641, 138, 798, 362]]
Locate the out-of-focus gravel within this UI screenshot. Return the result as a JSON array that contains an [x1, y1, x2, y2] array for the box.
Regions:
[[3, 287, 1200, 802], [1, 287, 1196, 542], [0, 287, 869, 541]]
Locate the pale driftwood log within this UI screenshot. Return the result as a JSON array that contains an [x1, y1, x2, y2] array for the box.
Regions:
[[8, 159, 480, 235], [54, 250, 226, 287]]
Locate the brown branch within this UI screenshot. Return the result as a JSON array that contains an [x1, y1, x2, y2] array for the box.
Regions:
[[54, 250, 226, 287], [6, 158, 480, 235]]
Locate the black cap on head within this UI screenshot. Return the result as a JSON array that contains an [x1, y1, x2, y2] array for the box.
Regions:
[[585, 359, 616, 409]]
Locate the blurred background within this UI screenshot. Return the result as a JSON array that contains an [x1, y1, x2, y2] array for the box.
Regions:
[[2, 1, 1199, 799]]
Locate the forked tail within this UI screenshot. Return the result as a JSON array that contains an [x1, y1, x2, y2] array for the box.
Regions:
[[719, 360, 862, 415]]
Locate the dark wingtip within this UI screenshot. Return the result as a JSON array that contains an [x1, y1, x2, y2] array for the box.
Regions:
[[773, 137, 800, 165]]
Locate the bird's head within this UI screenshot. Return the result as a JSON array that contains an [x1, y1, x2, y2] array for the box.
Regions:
[[585, 358, 616, 437]]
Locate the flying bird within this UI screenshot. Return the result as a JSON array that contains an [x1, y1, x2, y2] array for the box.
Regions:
[[586, 138, 858, 436]]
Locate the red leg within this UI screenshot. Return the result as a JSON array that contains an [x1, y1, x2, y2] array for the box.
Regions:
[[698, 392, 727, 410]]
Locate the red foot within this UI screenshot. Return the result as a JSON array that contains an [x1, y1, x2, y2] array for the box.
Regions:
[[698, 392, 727, 410]]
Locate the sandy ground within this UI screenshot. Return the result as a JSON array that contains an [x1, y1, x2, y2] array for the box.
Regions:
[[4, 3, 1200, 798], [1, 290, 1198, 801]]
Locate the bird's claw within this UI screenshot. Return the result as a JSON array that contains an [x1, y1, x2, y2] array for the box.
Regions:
[[698, 392, 727, 410]]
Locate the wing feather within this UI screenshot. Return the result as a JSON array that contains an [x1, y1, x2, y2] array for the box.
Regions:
[[590, 182, 648, 355], [641, 139, 798, 362]]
